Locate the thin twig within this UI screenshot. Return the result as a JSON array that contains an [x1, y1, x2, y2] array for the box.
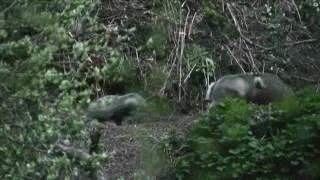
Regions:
[[177, 3, 190, 101], [227, 3, 269, 50], [2, 0, 18, 13], [225, 46, 246, 73], [285, 38, 317, 46], [291, 0, 302, 24], [183, 63, 197, 84], [244, 43, 259, 73], [227, 3, 243, 37], [291, 74, 319, 83], [188, 12, 197, 40]]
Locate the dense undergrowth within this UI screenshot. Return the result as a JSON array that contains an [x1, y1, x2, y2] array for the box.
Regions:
[[1, 0, 320, 179], [175, 88, 320, 179]]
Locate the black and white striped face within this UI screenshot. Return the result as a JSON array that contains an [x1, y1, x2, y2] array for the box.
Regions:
[[204, 74, 256, 108], [204, 81, 223, 107], [204, 73, 293, 108], [205, 82, 216, 102]]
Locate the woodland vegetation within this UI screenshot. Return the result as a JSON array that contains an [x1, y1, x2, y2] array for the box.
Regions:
[[1, 0, 319, 179]]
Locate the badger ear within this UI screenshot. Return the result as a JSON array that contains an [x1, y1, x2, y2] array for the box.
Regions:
[[254, 76, 267, 89]]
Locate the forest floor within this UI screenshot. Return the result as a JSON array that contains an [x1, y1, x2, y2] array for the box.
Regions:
[[97, 113, 197, 179]]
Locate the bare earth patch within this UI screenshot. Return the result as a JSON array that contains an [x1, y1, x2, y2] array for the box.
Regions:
[[97, 114, 196, 179]]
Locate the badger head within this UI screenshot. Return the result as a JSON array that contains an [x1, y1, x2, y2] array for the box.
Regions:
[[253, 76, 267, 89], [122, 93, 147, 110], [204, 81, 220, 107], [204, 75, 255, 108]]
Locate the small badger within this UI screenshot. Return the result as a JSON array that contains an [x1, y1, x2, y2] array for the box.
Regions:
[[205, 73, 294, 107], [86, 93, 147, 154], [87, 93, 147, 125]]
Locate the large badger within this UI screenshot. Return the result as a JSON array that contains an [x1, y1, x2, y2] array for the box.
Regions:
[[205, 73, 294, 107]]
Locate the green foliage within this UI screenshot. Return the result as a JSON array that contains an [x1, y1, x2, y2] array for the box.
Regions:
[[149, 96, 174, 114], [0, 0, 121, 179], [1, 0, 319, 178], [128, 125, 175, 180], [299, 0, 320, 30], [183, 44, 216, 84], [147, 66, 168, 92], [203, 4, 236, 36], [146, 27, 169, 57], [1, 90, 113, 179], [175, 89, 320, 179], [260, 4, 274, 22], [129, 0, 179, 60]]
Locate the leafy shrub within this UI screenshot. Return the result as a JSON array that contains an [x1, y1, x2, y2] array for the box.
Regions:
[[0, 0, 117, 179], [175, 88, 320, 179], [299, 0, 320, 32], [203, 4, 236, 36]]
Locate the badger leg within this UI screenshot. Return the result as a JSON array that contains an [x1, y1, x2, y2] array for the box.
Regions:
[[86, 120, 104, 154], [114, 117, 124, 126], [89, 131, 101, 154]]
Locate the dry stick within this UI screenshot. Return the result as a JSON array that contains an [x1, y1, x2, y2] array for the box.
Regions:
[[160, 2, 187, 98], [2, 0, 18, 13], [291, 0, 302, 24], [285, 38, 317, 46], [226, 46, 246, 73], [158, 5, 178, 96], [159, 33, 180, 96], [226, 3, 247, 73], [291, 74, 319, 83], [177, 6, 190, 102], [221, 0, 226, 12], [262, 61, 266, 73], [159, 3, 191, 97], [227, 3, 243, 38], [244, 43, 259, 73], [183, 64, 197, 84], [188, 11, 197, 40], [159, 51, 178, 96], [159, 1, 188, 97], [226, 2, 271, 71], [252, 0, 259, 6], [227, 3, 268, 50], [134, 49, 148, 89]]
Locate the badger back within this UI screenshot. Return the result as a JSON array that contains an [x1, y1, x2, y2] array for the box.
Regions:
[[248, 73, 294, 104], [120, 93, 147, 108], [86, 95, 120, 121], [86, 93, 147, 122], [205, 74, 255, 106], [205, 73, 293, 107]]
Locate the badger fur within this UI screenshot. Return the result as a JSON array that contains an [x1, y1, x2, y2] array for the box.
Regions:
[[205, 73, 293, 107], [87, 93, 147, 125], [86, 93, 147, 155]]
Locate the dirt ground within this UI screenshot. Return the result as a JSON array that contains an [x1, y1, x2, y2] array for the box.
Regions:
[[96, 114, 197, 180]]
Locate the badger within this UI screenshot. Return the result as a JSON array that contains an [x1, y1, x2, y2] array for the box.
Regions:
[[86, 93, 147, 154], [87, 93, 147, 125], [205, 73, 294, 107]]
